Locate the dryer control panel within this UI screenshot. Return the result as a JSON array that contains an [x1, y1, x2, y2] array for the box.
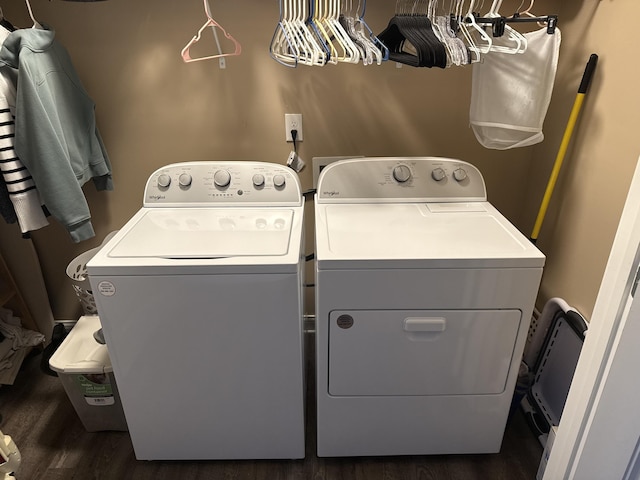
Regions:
[[143, 161, 302, 207], [317, 157, 487, 203]]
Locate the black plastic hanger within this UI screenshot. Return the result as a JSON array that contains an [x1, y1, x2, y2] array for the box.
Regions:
[[378, 13, 447, 68], [0, 7, 16, 32]]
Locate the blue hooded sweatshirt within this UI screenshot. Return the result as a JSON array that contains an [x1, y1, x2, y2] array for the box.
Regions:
[[0, 26, 113, 242]]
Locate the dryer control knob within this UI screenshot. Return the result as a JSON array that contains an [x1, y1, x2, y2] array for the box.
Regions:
[[157, 174, 171, 188], [273, 174, 286, 188], [214, 170, 231, 188], [178, 173, 192, 187], [431, 168, 446, 182], [393, 165, 412, 183], [252, 174, 265, 187], [453, 168, 468, 182]]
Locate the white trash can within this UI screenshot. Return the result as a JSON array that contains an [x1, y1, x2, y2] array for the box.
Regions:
[[49, 315, 127, 432]]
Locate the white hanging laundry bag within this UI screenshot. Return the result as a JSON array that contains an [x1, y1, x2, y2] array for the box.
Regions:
[[470, 27, 561, 150]]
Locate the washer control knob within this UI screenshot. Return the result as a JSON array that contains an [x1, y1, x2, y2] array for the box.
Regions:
[[453, 168, 468, 182], [178, 173, 192, 187], [431, 168, 446, 182], [392, 165, 412, 183], [157, 174, 171, 188], [273, 174, 286, 188], [252, 174, 265, 187], [214, 170, 231, 188]]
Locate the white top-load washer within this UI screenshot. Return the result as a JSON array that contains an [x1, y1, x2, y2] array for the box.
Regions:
[[87, 161, 305, 460], [315, 157, 545, 457]]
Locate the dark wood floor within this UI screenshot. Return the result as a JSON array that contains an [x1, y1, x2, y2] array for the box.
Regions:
[[0, 335, 543, 480]]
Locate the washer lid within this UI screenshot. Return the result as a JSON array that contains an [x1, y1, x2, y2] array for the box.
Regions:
[[108, 208, 294, 258], [316, 202, 545, 269]]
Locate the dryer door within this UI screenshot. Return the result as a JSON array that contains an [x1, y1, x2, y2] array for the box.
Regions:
[[328, 309, 521, 396]]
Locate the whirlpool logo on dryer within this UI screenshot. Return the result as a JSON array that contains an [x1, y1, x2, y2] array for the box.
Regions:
[[323, 190, 340, 197]]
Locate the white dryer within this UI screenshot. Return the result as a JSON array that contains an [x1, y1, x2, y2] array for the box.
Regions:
[[314, 157, 545, 457], [87, 161, 305, 460]]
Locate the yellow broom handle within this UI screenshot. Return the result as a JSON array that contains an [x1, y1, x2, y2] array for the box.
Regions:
[[531, 95, 585, 241], [531, 54, 598, 244]]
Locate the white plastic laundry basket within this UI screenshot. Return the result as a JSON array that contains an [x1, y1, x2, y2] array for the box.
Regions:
[[66, 232, 117, 315]]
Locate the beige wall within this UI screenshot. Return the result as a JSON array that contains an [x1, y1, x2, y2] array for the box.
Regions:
[[523, 0, 640, 319], [1, 0, 627, 325]]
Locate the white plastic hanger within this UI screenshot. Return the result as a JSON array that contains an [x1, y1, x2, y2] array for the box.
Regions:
[[337, 1, 366, 64], [334, 0, 362, 63], [519, 0, 546, 28], [319, 0, 356, 64], [456, 0, 491, 62], [283, 0, 307, 64], [520, 0, 536, 17], [485, 0, 527, 54], [290, 0, 323, 66], [312, 0, 338, 64], [270, 0, 299, 68], [439, 0, 470, 65], [344, 0, 382, 65], [295, 0, 327, 66], [428, 0, 452, 66], [25, 0, 43, 29], [181, 0, 241, 65], [356, 0, 388, 63], [431, 0, 471, 67], [270, 0, 325, 67], [465, 0, 493, 55]]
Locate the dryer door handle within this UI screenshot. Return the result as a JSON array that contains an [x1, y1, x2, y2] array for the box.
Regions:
[[403, 317, 446, 333]]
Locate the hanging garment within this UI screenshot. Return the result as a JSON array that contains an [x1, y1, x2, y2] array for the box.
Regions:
[[0, 175, 16, 225], [469, 27, 561, 150], [0, 25, 48, 235], [0, 26, 112, 243]]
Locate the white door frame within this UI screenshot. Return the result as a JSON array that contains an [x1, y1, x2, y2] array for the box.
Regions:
[[544, 155, 640, 479]]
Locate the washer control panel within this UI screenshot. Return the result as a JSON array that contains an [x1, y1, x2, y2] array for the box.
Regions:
[[144, 161, 302, 207], [317, 157, 486, 203]]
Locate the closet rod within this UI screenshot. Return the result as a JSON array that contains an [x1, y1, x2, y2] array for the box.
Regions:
[[453, 14, 558, 37]]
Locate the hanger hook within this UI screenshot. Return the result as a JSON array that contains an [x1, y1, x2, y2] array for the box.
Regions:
[[25, 0, 36, 23], [203, 0, 213, 19]]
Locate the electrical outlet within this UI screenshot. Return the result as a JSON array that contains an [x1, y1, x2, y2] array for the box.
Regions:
[[285, 114, 303, 142]]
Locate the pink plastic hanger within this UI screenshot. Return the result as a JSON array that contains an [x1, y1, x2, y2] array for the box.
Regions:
[[181, 0, 242, 64]]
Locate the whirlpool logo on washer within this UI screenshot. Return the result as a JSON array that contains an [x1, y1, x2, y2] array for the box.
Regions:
[[322, 190, 340, 197], [148, 195, 166, 201]]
